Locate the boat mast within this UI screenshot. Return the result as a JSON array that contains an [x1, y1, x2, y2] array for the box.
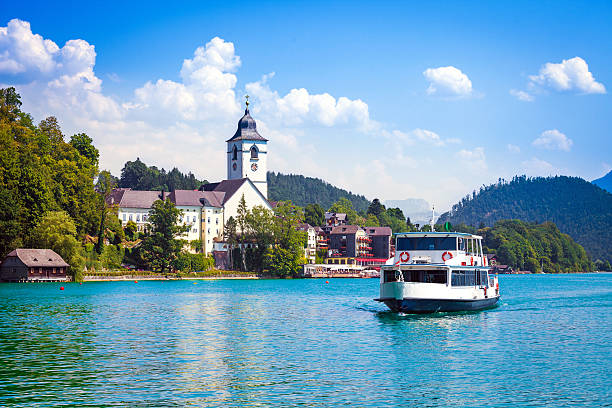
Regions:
[[430, 205, 435, 231]]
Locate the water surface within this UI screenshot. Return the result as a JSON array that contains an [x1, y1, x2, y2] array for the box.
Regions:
[[0, 274, 610, 407]]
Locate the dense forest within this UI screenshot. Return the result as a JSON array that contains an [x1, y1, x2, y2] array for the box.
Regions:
[[118, 158, 207, 191], [437, 176, 612, 263], [0, 88, 102, 258], [448, 220, 593, 273], [267, 172, 370, 213]]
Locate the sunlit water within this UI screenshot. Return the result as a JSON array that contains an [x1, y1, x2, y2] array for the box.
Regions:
[[0, 274, 610, 407]]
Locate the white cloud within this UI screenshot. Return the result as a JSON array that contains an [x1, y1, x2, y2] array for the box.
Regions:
[[1, 19, 507, 210], [507, 144, 521, 153], [528, 57, 605, 94], [532, 129, 573, 151], [456, 147, 486, 171], [510, 89, 534, 102], [423, 66, 473, 97], [245, 74, 372, 130]]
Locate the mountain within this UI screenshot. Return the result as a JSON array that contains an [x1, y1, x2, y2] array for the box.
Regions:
[[267, 172, 370, 213], [385, 198, 432, 225], [437, 175, 612, 263], [592, 170, 612, 193]]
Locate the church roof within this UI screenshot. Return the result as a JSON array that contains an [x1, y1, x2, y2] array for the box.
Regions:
[[201, 178, 249, 204], [226, 108, 268, 142], [170, 190, 225, 208]]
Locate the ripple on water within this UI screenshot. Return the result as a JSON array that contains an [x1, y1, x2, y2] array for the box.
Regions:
[[0, 274, 610, 407]]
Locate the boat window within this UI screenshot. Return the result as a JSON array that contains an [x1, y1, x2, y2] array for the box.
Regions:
[[396, 237, 456, 251], [402, 269, 447, 284], [451, 270, 477, 286]]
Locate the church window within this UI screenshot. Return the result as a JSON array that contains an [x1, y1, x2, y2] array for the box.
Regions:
[[232, 145, 238, 160], [122, 214, 126, 221], [250, 145, 258, 159]]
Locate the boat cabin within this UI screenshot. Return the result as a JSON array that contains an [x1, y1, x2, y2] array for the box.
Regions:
[[393, 232, 487, 267]]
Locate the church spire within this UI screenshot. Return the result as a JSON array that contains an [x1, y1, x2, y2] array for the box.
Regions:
[[245, 94, 250, 113]]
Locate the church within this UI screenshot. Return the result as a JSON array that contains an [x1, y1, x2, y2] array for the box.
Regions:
[[109, 98, 272, 255]]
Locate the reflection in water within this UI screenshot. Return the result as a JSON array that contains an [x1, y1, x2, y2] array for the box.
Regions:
[[0, 274, 610, 407]]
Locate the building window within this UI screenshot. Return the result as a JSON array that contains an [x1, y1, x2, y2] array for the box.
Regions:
[[129, 214, 133, 221], [136, 215, 140, 222], [208, 228, 210, 233], [232, 145, 238, 160], [216, 218, 219, 224], [122, 214, 126, 221], [193, 216, 196, 222], [208, 217, 211, 223], [250, 145, 258, 159]]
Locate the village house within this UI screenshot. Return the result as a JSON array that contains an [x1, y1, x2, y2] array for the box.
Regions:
[[0, 249, 69, 282], [297, 223, 317, 264]]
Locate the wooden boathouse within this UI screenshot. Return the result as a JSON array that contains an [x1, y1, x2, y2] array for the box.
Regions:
[[0, 249, 69, 282]]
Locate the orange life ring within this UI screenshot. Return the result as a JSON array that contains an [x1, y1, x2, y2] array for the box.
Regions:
[[442, 251, 453, 261], [399, 251, 410, 263]]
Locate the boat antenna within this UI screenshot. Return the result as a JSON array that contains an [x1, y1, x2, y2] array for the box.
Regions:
[[430, 205, 435, 231]]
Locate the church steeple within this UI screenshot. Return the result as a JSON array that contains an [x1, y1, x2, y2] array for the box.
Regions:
[[226, 96, 268, 198]]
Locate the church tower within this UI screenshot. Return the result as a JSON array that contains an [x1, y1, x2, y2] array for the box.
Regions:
[[227, 96, 269, 198]]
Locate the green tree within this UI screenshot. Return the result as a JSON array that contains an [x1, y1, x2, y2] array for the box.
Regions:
[[367, 198, 385, 218], [124, 220, 138, 241], [265, 201, 306, 277], [329, 198, 358, 224], [365, 214, 380, 227], [70, 133, 99, 168], [30, 211, 84, 277], [140, 199, 190, 273], [304, 203, 325, 226]]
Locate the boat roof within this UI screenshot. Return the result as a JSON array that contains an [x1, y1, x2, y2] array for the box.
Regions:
[[394, 232, 483, 239]]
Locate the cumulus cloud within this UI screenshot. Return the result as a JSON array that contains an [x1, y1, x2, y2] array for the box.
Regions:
[[245, 74, 372, 130], [423, 66, 473, 97], [456, 147, 486, 171], [532, 129, 573, 151], [510, 89, 534, 102], [1, 18, 496, 209], [528, 57, 605, 94]]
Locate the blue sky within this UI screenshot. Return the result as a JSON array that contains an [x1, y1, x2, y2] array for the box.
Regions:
[[1, 1, 610, 209]]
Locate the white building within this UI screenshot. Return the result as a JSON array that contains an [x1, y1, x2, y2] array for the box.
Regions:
[[108, 100, 272, 255]]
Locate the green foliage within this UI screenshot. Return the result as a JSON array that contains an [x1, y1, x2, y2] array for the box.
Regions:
[[479, 220, 592, 273], [267, 171, 370, 213], [30, 211, 85, 276], [365, 214, 380, 227], [70, 133, 99, 168], [118, 157, 206, 191], [100, 244, 125, 270], [172, 252, 214, 272], [0, 88, 103, 258], [329, 198, 358, 224], [437, 175, 612, 262], [124, 220, 138, 240], [304, 203, 325, 226], [140, 199, 190, 273], [364, 198, 409, 233]]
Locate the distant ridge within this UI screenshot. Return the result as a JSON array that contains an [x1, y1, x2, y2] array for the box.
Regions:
[[592, 170, 612, 193], [437, 175, 612, 262], [267, 172, 370, 213]]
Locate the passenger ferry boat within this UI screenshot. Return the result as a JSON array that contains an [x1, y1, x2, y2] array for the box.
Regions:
[[375, 229, 500, 314]]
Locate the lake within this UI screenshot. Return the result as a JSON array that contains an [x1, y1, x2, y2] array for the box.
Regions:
[[0, 274, 610, 407]]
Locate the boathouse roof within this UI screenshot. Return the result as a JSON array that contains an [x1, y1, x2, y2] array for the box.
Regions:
[[5, 249, 69, 268]]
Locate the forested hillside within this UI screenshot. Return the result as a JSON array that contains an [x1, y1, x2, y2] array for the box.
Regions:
[[267, 172, 370, 213], [592, 170, 612, 193], [437, 176, 612, 263], [118, 158, 207, 191], [450, 220, 592, 273]]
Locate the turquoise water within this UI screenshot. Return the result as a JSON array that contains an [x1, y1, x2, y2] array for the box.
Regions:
[[0, 274, 610, 407]]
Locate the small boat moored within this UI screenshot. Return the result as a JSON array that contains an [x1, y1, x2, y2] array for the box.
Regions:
[[375, 228, 500, 314]]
